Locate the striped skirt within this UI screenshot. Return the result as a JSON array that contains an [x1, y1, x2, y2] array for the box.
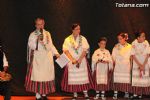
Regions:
[[113, 83, 131, 93], [131, 86, 150, 95], [93, 70, 111, 91], [61, 60, 94, 92], [25, 50, 55, 94], [131, 67, 150, 95]]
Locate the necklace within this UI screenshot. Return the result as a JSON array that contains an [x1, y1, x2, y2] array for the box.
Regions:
[[69, 35, 82, 54], [117, 43, 128, 50]]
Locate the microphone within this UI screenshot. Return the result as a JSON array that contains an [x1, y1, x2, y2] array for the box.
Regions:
[[40, 28, 43, 34], [36, 28, 43, 50], [39, 28, 44, 41]]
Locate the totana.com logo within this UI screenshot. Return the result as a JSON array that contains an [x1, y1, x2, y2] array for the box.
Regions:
[[115, 3, 149, 7]]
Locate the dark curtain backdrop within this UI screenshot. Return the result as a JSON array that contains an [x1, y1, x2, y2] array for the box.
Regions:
[[0, 0, 150, 95]]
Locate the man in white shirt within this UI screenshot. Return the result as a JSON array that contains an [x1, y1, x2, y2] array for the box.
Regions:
[[0, 45, 11, 100]]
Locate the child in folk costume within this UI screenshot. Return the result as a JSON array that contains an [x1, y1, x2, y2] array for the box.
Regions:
[[112, 33, 132, 99], [61, 23, 93, 100], [25, 18, 60, 100], [130, 32, 150, 99], [92, 37, 113, 100]]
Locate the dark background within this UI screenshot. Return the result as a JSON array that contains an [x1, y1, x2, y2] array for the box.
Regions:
[[0, 0, 150, 96]]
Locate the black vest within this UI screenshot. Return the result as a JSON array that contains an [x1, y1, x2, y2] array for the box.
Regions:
[[0, 48, 4, 71]]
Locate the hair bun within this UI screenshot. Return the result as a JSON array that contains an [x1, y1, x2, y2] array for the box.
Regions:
[[118, 32, 129, 41]]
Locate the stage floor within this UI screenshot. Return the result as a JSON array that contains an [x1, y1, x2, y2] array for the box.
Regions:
[[0, 96, 150, 100]]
